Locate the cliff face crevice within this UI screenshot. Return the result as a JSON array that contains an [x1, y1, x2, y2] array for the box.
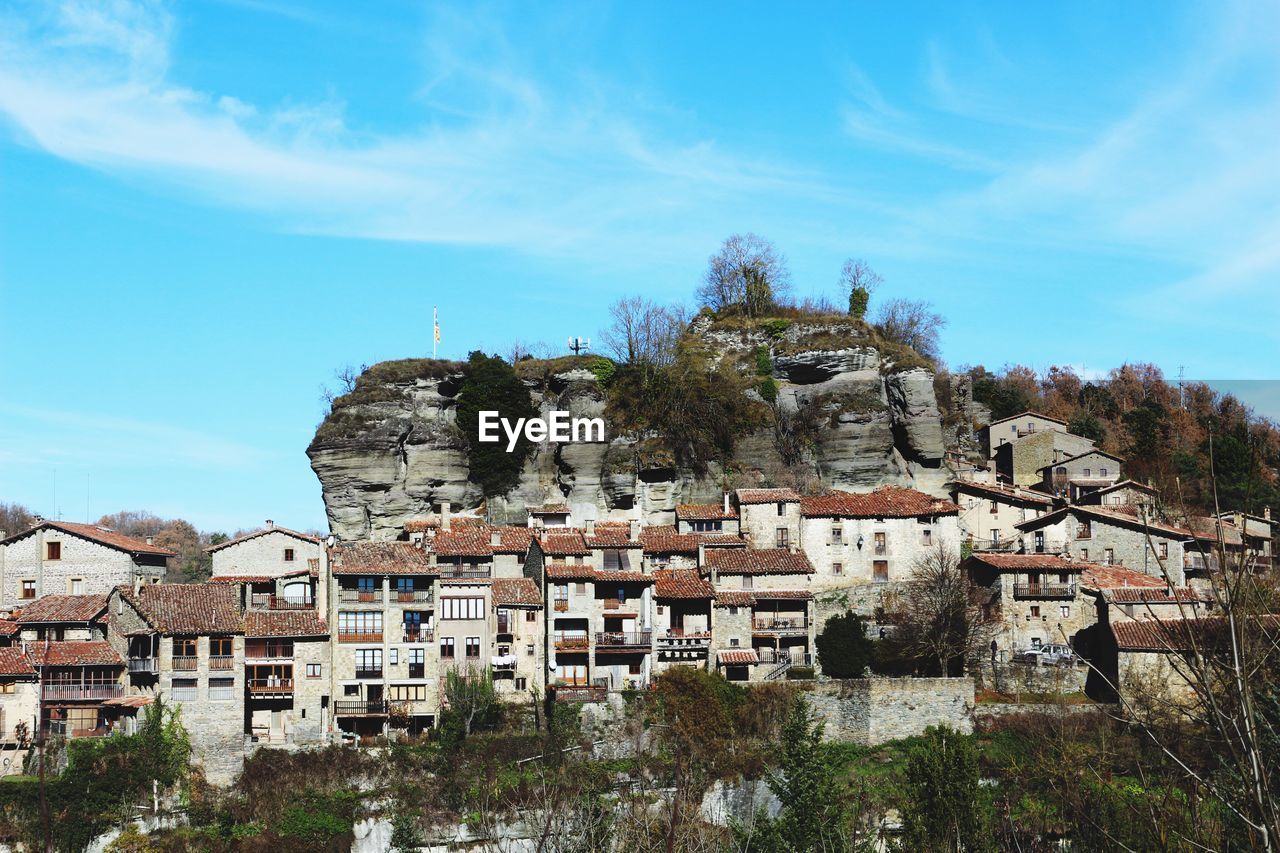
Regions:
[[308, 321, 955, 540]]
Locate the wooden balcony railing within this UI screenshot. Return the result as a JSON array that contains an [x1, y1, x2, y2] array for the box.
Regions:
[[209, 655, 234, 671], [1013, 584, 1076, 600], [553, 599, 569, 612], [402, 628, 434, 644], [657, 630, 710, 647], [42, 683, 124, 701], [247, 678, 294, 695], [171, 655, 198, 671], [334, 699, 389, 716], [438, 568, 491, 580], [337, 632, 383, 644], [554, 635, 589, 651], [752, 617, 809, 633], [338, 589, 384, 604], [127, 658, 157, 674], [392, 589, 433, 603]]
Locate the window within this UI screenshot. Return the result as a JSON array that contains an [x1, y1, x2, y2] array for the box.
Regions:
[[525, 610, 537, 622], [343, 684, 360, 696], [874, 532, 886, 554], [1083, 468, 1091, 477], [742, 575, 753, 590], [284, 547, 295, 562], [628, 661, 642, 675], [526, 643, 535, 656], [1104, 548, 1115, 565], [776, 502, 785, 516], [922, 529, 932, 546], [306, 663, 322, 678], [408, 648, 425, 679], [729, 637, 740, 647], [1158, 542, 1169, 559], [389, 684, 428, 702], [208, 677, 235, 701], [389, 648, 399, 665], [337, 611, 383, 641], [1080, 549, 1088, 560], [832, 562, 843, 576], [989, 500, 999, 514], [465, 637, 481, 659], [211, 636, 232, 656], [21, 580, 35, 599], [1060, 605, 1070, 618], [604, 549, 629, 571], [440, 637, 455, 659], [441, 597, 484, 620], [775, 528, 789, 548], [1057, 572, 1069, 584], [46, 541, 61, 560], [728, 606, 738, 615], [69, 578, 83, 595], [1078, 520, 1092, 539], [1030, 606, 1041, 618], [830, 526, 843, 545], [354, 649, 382, 676], [171, 678, 198, 701], [515, 677, 527, 691], [575, 582, 586, 595], [968, 499, 975, 509], [1100, 468, 1108, 477]]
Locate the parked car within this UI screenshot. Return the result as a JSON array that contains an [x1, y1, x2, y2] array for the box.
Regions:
[[1013, 643, 1075, 666]]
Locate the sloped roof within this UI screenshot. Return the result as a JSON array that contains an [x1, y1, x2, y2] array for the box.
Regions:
[[717, 649, 759, 665], [966, 553, 1083, 573], [594, 570, 652, 585], [584, 523, 642, 549], [205, 525, 320, 553], [653, 569, 714, 599], [15, 594, 107, 624], [1, 521, 176, 557], [987, 411, 1068, 428], [492, 578, 544, 607], [736, 488, 802, 505], [1081, 563, 1168, 590], [1107, 587, 1205, 604], [800, 486, 961, 518], [332, 541, 434, 575], [676, 503, 737, 521], [27, 640, 122, 667], [1093, 479, 1160, 496], [950, 480, 1054, 506], [0, 647, 35, 677], [119, 583, 244, 635], [0, 619, 17, 638], [529, 503, 571, 515], [432, 526, 495, 557], [640, 526, 702, 555], [751, 589, 813, 600], [1036, 449, 1125, 472], [545, 562, 596, 580], [539, 531, 591, 557], [244, 609, 328, 638], [714, 590, 755, 607], [703, 548, 813, 576], [1015, 505, 1191, 538], [1187, 517, 1244, 546]]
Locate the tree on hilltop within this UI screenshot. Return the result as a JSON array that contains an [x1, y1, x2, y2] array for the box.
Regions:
[[698, 233, 792, 318]]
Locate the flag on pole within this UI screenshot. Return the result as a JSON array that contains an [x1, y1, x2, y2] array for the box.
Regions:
[[433, 306, 440, 356]]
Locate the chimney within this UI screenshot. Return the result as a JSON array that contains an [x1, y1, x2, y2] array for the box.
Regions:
[[145, 536, 154, 546], [441, 502, 451, 531], [723, 492, 731, 513], [490, 528, 502, 547], [585, 519, 596, 537], [629, 519, 641, 541], [265, 519, 274, 530], [1265, 506, 1272, 522]]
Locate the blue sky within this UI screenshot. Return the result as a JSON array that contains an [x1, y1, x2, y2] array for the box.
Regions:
[[1, 1, 1277, 532]]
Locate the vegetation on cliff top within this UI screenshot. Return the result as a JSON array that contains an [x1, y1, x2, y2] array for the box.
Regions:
[[456, 351, 540, 497]]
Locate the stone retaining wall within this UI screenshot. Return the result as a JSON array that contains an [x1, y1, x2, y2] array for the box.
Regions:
[[803, 677, 974, 745]]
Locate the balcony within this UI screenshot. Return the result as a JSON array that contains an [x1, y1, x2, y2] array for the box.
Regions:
[[337, 589, 384, 604], [402, 628, 434, 644], [1013, 584, 1076, 600], [391, 589, 433, 604], [209, 655, 234, 671], [43, 721, 112, 739], [245, 642, 294, 661], [595, 631, 651, 649], [42, 683, 124, 701], [337, 632, 384, 644], [334, 699, 389, 716], [171, 655, 198, 671], [874, 546, 887, 556], [127, 657, 157, 674], [756, 649, 812, 666], [602, 598, 624, 610], [554, 635, 589, 651], [657, 629, 711, 649], [752, 617, 809, 634], [354, 668, 383, 680], [553, 599, 569, 612], [972, 538, 1017, 552], [247, 678, 293, 697], [438, 568, 491, 580], [251, 593, 314, 610]]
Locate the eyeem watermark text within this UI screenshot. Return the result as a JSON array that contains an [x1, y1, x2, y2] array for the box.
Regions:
[[477, 411, 605, 451]]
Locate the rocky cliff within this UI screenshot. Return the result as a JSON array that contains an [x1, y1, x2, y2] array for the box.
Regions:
[[308, 315, 952, 539]]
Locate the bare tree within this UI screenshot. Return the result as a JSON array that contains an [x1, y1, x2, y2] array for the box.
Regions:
[[443, 665, 497, 739], [600, 296, 687, 369], [873, 298, 946, 360], [697, 233, 792, 317], [895, 545, 992, 676], [840, 258, 882, 320]]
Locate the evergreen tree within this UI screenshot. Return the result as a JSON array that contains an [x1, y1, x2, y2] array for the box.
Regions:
[[455, 351, 540, 497], [900, 726, 991, 852], [815, 610, 876, 678]]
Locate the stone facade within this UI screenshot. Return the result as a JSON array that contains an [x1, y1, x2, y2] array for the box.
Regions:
[[0, 524, 168, 611], [209, 526, 322, 580], [1017, 508, 1187, 585], [803, 677, 974, 745]]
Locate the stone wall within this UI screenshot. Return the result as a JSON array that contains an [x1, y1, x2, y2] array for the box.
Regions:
[[211, 530, 321, 578], [803, 677, 974, 745], [0, 530, 143, 609]]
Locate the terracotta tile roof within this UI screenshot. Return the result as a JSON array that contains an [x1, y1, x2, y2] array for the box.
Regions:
[[244, 609, 328, 638], [120, 584, 244, 635], [988, 410, 1068, 428], [717, 649, 759, 665], [640, 526, 702, 555], [27, 640, 122, 667], [530, 503, 571, 514], [1070, 478, 1117, 488], [1080, 563, 1167, 590], [950, 480, 1053, 506], [1187, 517, 1244, 546], [1, 521, 177, 557], [800, 486, 961, 519], [432, 526, 495, 557], [676, 503, 737, 521], [594, 570, 652, 585], [332, 541, 434, 575], [584, 523, 642, 548], [653, 569, 714, 599], [700, 534, 748, 547], [714, 590, 756, 607], [494, 527, 535, 555], [751, 589, 814, 600], [0, 619, 18, 637], [540, 531, 591, 557], [15, 594, 107, 624], [1016, 506, 1191, 538], [736, 488, 802, 505], [492, 578, 543, 607], [1112, 616, 1280, 652], [545, 562, 595, 580], [402, 519, 439, 533], [0, 647, 35, 677], [1094, 479, 1160, 496], [703, 548, 813, 576], [967, 553, 1084, 573], [208, 575, 274, 583], [104, 695, 153, 708], [1107, 587, 1205, 604], [205, 525, 320, 553]]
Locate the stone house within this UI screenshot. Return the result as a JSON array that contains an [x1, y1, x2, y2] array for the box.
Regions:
[[328, 541, 439, 737], [995, 428, 1099, 486], [983, 411, 1069, 459], [674, 499, 740, 535], [13, 594, 107, 642], [703, 547, 816, 682], [1016, 505, 1189, 585], [734, 488, 802, 550], [490, 577, 543, 702], [1078, 480, 1160, 511], [207, 522, 322, 585], [0, 647, 39, 768], [1214, 509, 1274, 571], [27, 640, 126, 739], [797, 486, 962, 595], [0, 521, 174, 611], [951, 480, 1054, 552], [652, 568, 714, 674], [1036, 449, 1124, 501], [963, 553, 1093, 655]]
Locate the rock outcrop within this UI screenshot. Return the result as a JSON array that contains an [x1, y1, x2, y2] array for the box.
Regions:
[[308, 316, 954, 540]]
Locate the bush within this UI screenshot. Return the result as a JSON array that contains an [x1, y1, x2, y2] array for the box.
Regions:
[[815, 610, 876, 678], [759, 377, 779, 404], [761, 318, 790, 339], [455, 352, 540, 497], [754, 346, 773, 376], [589, 357, 616, 386]]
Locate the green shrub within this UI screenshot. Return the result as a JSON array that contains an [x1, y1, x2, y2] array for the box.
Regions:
[[759, 377, 779, 404], [761, 318, 790, 339], [786, 665, 815, 680], [815, 610, 876, 678], [589, 357, 616, 386], [455, 352, 540, 497], [754, 346, 773, 376]]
